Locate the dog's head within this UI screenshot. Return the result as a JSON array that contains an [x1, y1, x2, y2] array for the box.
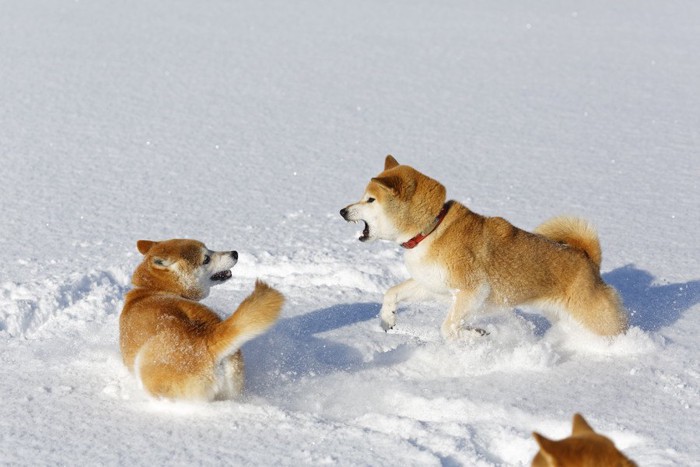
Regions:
[[131, 239, 238, 300], [340, 155, 446, 244], [531, 414, 637, 467]]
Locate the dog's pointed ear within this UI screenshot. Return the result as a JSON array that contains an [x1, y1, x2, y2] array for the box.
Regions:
[[371, 175, 401, 195], [137, 240, 158, 255], [532, 432, 558, 463], [571, 413, 595, 435], [384, 154, 399, 170]]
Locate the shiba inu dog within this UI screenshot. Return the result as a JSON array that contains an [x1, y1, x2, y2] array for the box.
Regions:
[[119, 239, 284, 401], [340, 155, 628, 338], [532, 413, 637, 466]]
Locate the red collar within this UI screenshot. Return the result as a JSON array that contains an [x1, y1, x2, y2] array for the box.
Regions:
[[401, 203, 450, 249]]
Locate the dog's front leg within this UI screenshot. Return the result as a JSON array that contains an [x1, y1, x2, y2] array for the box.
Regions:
[[441, 286, 489, 339], [380, 278, 431, 331]]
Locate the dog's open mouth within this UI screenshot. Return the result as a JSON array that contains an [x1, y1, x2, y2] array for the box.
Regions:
[[359, 221, 370, 242], [210, 270, 232, 282], [344, 216, 371, 242]]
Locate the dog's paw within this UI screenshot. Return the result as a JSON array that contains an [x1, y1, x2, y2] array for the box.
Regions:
[[464, 326, 489, 337], [379, 307, 396, 332], [441, 323, 489, 340]]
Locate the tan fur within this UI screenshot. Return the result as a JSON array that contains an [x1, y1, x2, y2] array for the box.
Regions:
[[119, 239, 284, 401], [532, 414, 637, 466], [535, 217, 602, 269], [341, 156, 629, 337]]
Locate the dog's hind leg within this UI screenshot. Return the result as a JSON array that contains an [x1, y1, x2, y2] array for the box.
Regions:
[[380, 278, 435, 331], [565, 283, 628, 336], [441, 284, 490, 339], [214, 350, 245, 401]]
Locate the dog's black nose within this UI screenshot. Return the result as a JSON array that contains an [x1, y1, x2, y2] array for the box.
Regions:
[[340, 208, 348, 219], [231, 251, 238, 260]]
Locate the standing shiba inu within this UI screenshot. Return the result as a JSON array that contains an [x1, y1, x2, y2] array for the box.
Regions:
[[340, 155, 628, 339], [531, 413, 637, 466], [119, 239, 284, 401]]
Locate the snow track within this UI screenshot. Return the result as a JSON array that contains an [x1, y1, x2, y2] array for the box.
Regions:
[[0, 269, 128, 339]]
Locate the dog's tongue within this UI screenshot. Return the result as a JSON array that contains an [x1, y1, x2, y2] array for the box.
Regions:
[[210, 270, 232, 281]]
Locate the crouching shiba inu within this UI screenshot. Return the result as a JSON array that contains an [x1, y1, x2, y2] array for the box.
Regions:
[[532, 413, 637, 466], [119, 239, 284, 401], [340, 155, 628, 339]]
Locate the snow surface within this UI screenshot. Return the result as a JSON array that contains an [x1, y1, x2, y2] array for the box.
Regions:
[[1, 0, 699, 465]]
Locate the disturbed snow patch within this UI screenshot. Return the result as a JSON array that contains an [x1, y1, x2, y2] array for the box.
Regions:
[[542, 319, 661, 358], [0, 269, 129, 339], [378, 314, 562, 378]]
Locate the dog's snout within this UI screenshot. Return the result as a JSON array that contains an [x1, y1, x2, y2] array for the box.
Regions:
[[230, 251, 238, 260], [340, 208, 349, 219]]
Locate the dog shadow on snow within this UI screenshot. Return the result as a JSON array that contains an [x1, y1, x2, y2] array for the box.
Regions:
[[244, 302, 386, 388], [603, 264, 700, 332]]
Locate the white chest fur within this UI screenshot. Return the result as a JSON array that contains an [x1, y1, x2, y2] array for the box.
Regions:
[[404, 244, 450, 295]]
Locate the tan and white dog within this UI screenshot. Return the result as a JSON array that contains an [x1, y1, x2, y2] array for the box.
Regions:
[[340, 155, 628, 339], [119, 239, 284, 401], [532, 414, 637, 466]]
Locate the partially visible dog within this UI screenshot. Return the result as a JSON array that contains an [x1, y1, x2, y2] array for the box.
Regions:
[[340, 155, 628, 338], [532, 413, 637, 466], [119, 239, 284, 401]]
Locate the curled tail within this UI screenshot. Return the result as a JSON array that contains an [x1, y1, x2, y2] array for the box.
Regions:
[[208, 280, 284, 362], [535, 216, 602, 269]]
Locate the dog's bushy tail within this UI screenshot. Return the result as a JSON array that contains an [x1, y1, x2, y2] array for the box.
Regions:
[[535, 216, 602, 269], [207, 280, 284, 362]]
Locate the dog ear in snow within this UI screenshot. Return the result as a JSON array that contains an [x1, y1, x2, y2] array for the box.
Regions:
[[571, 413, 595, 435], [137, 240, 157, 255], [530, 414, 637, 467]]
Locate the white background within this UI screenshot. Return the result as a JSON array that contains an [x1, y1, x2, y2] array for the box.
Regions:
[[1, 1, 699, 465]]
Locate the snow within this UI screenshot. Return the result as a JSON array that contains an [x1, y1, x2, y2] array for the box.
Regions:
[[1, 0, 699, 465]]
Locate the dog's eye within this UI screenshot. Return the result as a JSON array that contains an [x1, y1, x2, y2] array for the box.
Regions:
[[203, 255, 211, 265], [367, 197, 375, 203]]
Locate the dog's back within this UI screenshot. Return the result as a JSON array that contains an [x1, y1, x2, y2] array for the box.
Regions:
[[432, 203, 628, 335]]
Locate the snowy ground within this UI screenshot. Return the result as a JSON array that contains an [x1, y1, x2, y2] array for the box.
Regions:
[[1, 0, 699, 465]]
